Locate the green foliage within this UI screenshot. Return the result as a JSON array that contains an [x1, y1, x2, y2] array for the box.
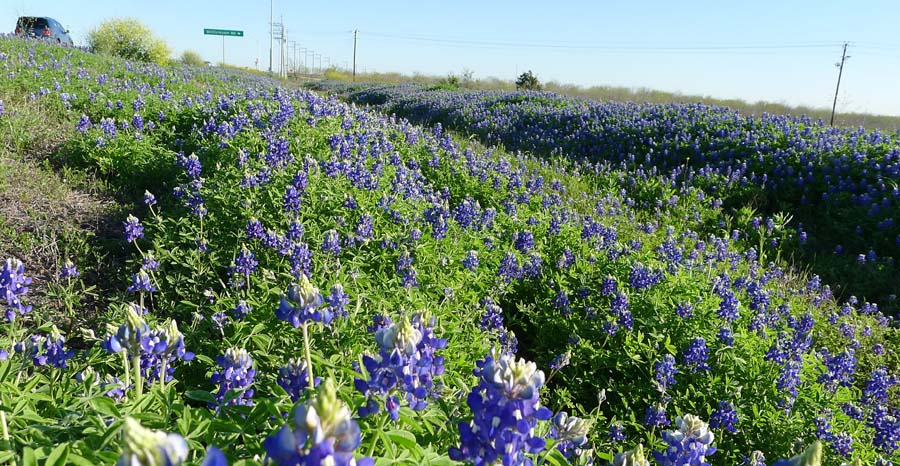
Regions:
[[1, 35, 899, 466], [515, 70, 542, 91], [180, 50, 205, 67], [87, 18, 170, 66]]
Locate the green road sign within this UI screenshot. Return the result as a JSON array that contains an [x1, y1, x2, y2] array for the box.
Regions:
[[204, 28, 243, 37]]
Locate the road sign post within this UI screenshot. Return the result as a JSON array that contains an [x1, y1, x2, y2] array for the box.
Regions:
[[203, 29, 243, 66]]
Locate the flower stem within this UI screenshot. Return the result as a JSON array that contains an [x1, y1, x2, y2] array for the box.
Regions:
[[133, 353, 143, 399], [122, 351, 131, 394], [301, 322, 315, 388]]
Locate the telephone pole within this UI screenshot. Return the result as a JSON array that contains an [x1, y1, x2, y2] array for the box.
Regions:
[[352, 29, 358, 82], [830, 42, 850, 126], [268, 0, 273, 74]]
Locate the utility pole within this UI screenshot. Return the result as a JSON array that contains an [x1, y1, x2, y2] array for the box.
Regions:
[[280, 20, 286, 78], [272, 17, 284, 77], [352, 29, 358, 82], [830, 42, 850, 126], [268, 0, 273, 74]]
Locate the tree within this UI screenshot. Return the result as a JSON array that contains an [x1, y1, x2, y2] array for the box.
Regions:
[[180, 50, 204, 67], [87, 18, 170, 66], [516, 70, 541, 91]]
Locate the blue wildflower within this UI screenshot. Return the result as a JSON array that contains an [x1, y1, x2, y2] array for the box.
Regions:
[[264, 378, 373, 466], [449, 351, 553, 465], [211, 348, 255, 408]]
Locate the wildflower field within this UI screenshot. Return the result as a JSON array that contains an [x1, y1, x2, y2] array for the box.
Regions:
[[0, 37, 899, 466]]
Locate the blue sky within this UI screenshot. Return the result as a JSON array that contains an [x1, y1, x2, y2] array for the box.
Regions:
[[5, 0, 900, 115]]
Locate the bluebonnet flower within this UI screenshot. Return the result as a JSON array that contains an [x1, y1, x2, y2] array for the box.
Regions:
[[832, 432, 853, 458], [549, 351, 571, 372], [59, 259, 79, 279], [449, 351, 553, 465], [608, 422, 626, 442], [514, 230, 534, 252], [612, 445, 650, 466], [709, 401, 738, 433], [246, 218, 265, 241], [683, 337, 710, 372], [2, 258, 32, 322], [356, 313, 447, 420], [177, 153, 202, 179], [326, 284, 349, 319], [644, 403, 670, 427], [743, 451, 766, 466], [771, 441, 822, 466], [864, 367, 898, 406], [117, 417, 188, 466], [395, 250, 418, 288], [652, 414, 717, 466], [211, 348, 256, 408], [141, 253, 159, 271], [718, 327, 734, 346], [675, 302, 693, 319], [124, 215, 144, 242], [869, 405, 900, 454], [128, 270, 156, 293], [654, 354, 678, 391], [278, 358, 321, 403], [264, 378, 373, 466], [355, 214, 374, 241], [139, 320, 195, 385], [276, 274, 329, 327], [479, 299, 517, 353], [818, 349, 856, 392], [143, 190, 157, 208], [232, 300, 252, 320], [550, 412, 592, 462], [101, 305, 150, 355], [600, 276, 618, 296], [101, 375, 128, 401], [321, 229, 342, 257], [498, 252, 522, 283], [233, 245, 257, 277], [629, 263, 663, 290], [462, 250, 479, 271]]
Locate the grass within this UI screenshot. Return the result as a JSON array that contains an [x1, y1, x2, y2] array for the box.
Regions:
[[0, 90, 127, 330]]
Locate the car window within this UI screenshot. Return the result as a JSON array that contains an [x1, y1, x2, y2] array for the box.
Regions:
[[18, 17, 49, 29]]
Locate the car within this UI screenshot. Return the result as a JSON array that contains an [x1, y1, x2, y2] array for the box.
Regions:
[[14, 16, 73, 46]]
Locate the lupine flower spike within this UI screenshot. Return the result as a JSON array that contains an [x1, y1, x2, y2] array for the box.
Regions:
[[264, 378, 374, 466]]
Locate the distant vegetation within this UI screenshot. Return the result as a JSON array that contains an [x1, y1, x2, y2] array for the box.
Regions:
[[515, 70, 542, 91], [179, 50, 204, 67], [311, 69, 900, 131], [87, 18, 170, 66]]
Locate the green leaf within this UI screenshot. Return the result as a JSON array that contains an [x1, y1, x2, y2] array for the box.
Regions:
[[66, 454, 96, 466], [90, 396, 122, 417], [384, 430, 419, 452], [185, 390, 217, 405], [44, 443, 69, 466], [22, 447, 37, 466]]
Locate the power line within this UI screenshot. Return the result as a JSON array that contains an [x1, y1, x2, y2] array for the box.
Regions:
[[358, 30, 843, 52]]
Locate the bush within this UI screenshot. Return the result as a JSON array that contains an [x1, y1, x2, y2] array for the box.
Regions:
[[180, 50, 204, 67], [516, 70, 541, 90], [87, 18, 170, 65]]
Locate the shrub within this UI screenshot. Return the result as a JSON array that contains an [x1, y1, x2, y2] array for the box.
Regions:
[[180, 50, 204, 67], [87, 18, 170, 65], [516, 70, 541, 90]]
